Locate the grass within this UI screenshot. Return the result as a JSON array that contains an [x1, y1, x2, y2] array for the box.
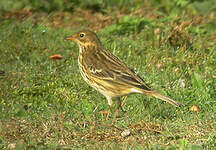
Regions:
[[0, 0, 216, 149]]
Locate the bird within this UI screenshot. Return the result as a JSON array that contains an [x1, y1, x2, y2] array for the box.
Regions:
[[66, 30, 183, 118]]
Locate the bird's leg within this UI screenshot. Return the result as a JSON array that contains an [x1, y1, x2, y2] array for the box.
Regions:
[[99, 108, 111, 120], [106, 105, 112, 120], [112, 98, 121, 124], [99, 96, 113, 120], [117, 97, 122, 115], [115, 97, 126, 115], [106, 97, 113, 120]]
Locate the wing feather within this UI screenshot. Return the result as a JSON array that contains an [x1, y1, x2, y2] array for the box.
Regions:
[[84, 48, 152, 91]]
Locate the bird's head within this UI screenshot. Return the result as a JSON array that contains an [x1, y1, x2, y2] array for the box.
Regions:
[[66, 30, 102, 51]]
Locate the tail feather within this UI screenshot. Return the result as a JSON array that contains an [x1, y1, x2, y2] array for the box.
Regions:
[[151, 92, 183, 107]]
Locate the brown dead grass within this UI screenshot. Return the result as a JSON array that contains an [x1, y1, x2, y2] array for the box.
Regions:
[[0, 5, 173, 31], [1, 8, 115, 31], [1, 114, 215, 148]]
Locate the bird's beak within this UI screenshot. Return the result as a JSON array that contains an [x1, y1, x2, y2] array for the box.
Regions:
[[65, 36, 75, 41]]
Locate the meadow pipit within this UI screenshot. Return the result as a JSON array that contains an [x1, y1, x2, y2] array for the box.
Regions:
[[66, 30, 183, 117]]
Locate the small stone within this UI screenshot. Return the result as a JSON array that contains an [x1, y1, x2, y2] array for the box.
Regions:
[[121, 129, 130, 137], [8, 143, 16, 149]]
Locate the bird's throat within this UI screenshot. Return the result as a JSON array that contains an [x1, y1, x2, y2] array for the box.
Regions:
[[79, 43, 100, 54], [79, 45, 87, 54]]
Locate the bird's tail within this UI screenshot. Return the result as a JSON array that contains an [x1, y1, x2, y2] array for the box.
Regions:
[[151, 92, 183, 107]]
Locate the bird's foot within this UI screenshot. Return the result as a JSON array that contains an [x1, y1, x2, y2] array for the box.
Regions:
[[99, 110, 111, 120]]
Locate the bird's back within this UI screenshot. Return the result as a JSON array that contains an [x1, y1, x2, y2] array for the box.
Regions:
[[79, 45, 153, 97]]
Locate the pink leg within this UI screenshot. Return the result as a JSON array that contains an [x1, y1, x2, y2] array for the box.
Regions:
[[99, 96, 113, 120], [112, 98, 121, 124]]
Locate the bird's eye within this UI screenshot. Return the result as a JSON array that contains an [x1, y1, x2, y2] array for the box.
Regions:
[[80, 33, 85, 38]]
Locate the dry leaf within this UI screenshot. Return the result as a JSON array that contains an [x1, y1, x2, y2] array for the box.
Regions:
[[190, 105, 200, 112], [50, 54, 63, 60]]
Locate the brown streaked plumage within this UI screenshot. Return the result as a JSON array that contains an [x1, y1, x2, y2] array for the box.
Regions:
[[66, 30, 183, 117]]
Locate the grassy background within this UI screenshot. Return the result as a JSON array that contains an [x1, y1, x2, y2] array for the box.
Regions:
[[0, 0, 216, 149]]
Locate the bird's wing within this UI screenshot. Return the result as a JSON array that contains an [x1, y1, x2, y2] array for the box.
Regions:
[[85, 49, 152, 91]]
